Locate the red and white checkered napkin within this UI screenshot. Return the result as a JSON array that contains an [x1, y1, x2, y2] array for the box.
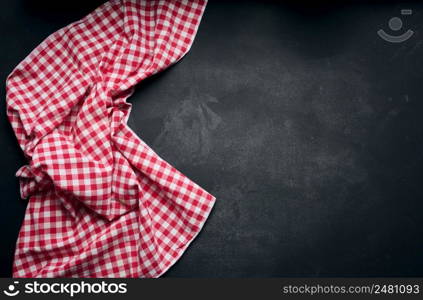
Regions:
[[6, 0, 215, 278]]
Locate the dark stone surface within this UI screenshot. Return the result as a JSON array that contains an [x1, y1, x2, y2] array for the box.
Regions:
[[1, 0, 423, 277]]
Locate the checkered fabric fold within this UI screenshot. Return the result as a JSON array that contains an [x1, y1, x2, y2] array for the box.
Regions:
[[6, 0, 215, 277]]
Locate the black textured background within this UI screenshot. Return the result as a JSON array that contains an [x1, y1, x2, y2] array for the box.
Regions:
[[1, 0, 423, 277]]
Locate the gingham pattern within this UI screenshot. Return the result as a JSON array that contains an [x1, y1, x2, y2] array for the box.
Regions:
[[6, 0, 215, 278]]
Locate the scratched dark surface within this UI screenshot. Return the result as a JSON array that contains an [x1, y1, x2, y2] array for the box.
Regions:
[[1, 0, 423, 277]]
